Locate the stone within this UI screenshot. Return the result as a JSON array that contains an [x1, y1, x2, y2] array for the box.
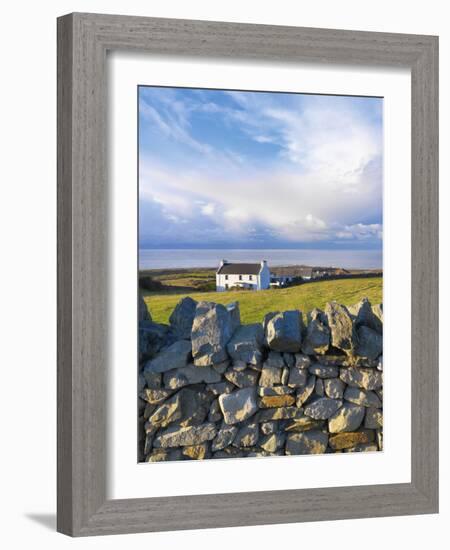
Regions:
[[208, 398, 222, 422], [191, 301, 240, 366], [285, 417, 325, 432], [233, 422, 259, 447], [213, 447, 244, 459], [211, 425, 238, 451], [283, 353, 295, 368], [163, 364, 222, 389], [147, 392, 183, 431], [301, 318, 330, 355], [356, 326, 383, 360], [256, 407, 305, 422], [324, 378, 345, 399], [308, 364, 339, 378], [285, 430, 329, 455], [142, 388, 174, 405], [226, 323, 264, 365], [296, 375, 316, 406], [344, 387, 382, 408], [260, 421, 278, 435], [182, 443, 209, 460], [147, 449, 183, 462], [328, 430, 374, 450], [344, 443, 379, 453], [139, 295, 151, 321], [206, 381, 235, 395], [281, 367, 290, 386], [325, 301, 358, 354], [376, 429, 383, 451], [232, 360, 247, 371], [213, 361, 230, 374], [377, 356, 383, 371], [258, 395, 296, 408], [154, 423, 217, 448], [372, 303, 383, 325], [304, 398, 343, 420], [259, 432, 286, 452], [265, 311, 303, 352], [139, 321, 170, 361], [265, 351, 286, 368], [257, 386, 294, 396], [328, 402, 365, 433], [176, 387, 213, 427], [314, 378, 324, 396], [295, 354, 312, 368], [259, 365, 283, 387], [288, 367, 308, 388], [364, 407, 383, 429], [317, 354, 378, 368], [218, 387, 258, 425], [224, 367, 259, 388], [351, 298, 383, 334], [169, 296, 197, 340], [144, 340, 192, 374], [143, 370, 162, 390], [340, 367, 383, 390]]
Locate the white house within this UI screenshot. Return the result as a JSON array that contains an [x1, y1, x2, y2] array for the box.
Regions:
[[216, 260, 271, 292]]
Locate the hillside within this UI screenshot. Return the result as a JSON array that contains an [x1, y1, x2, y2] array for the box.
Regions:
[[143, 276, 382, 325]]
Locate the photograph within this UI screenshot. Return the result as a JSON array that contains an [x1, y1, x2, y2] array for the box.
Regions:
[[138, 86, 383, 462]]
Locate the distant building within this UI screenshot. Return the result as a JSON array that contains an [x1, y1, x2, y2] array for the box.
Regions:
[[216, 260, 271, 291]]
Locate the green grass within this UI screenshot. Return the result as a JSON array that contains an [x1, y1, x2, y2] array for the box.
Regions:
[[143, 276, 382, 325]]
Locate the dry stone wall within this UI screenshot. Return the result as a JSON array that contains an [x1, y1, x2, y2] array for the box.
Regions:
[[139, 296, 383, 462]]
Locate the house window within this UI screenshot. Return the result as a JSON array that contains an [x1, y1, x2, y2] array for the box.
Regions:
[[239, 275, 242, 280], [225, 275, 228, 280], [249, 275, 253, 280]]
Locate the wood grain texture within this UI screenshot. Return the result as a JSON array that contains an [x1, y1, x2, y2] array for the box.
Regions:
[[57, 12, 439, 536]]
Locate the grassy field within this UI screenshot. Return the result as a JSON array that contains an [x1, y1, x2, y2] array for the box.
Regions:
[[143, 276, 382, 325]]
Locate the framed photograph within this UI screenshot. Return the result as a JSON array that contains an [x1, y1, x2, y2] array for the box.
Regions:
[[57, 13, 438, 536]]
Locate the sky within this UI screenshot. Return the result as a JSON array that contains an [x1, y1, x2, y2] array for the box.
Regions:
[[138, 86, 383, 251]]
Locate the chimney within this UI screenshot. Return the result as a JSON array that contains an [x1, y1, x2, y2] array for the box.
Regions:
[[220, 259, 227, 267], [261, 260, 267, 268]]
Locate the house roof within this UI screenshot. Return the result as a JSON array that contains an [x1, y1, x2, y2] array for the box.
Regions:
[[217, 262, 262, 275]]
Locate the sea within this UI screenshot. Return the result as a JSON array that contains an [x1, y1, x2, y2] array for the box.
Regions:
[[139, 249, 382, 270]]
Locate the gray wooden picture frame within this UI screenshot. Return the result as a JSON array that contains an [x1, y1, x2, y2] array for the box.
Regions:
[[57, 12, 439, 537]]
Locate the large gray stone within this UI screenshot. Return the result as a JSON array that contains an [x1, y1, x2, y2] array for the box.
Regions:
[[296, 375, 316, 406], [259, 365, 283, 387], [163, 364, 221, 389], [265, 351, 286, 368], [146, 392, 183, 432], [265, 310, 303, 353], [288, 367, 308, 388], [259, 432, 286, 452], [356, 326, 383, 360], [144, 340, 192, 374], [325, 301, 358, 354], [340, 367, 383, 390], [224, 367, 259, 388], [191, 302, 240, 366], [211, 425, 238, 451], [364, 407, 383, 429], [139, 295, 151, 321], [139, 321, 170, 361], [308, 364, 339, 378], [304, 397, 343, 420], [328, 402, 365, 433], [169, 296, 197, 339], [302, 317, 330, 355], [344, 386, 382, 408], [350, 298, 383, 334], [256, 407, 305, 422], [232, 422, 259, 447], [154, 423, 217, 448], [218, 387, 258, 425], [285, 430, 329, 455], [226, 323, 264, 365], [324, 378, 345, 399]]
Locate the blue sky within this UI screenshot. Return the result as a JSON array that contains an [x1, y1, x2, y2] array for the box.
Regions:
[[139, 86, 383, 250]]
